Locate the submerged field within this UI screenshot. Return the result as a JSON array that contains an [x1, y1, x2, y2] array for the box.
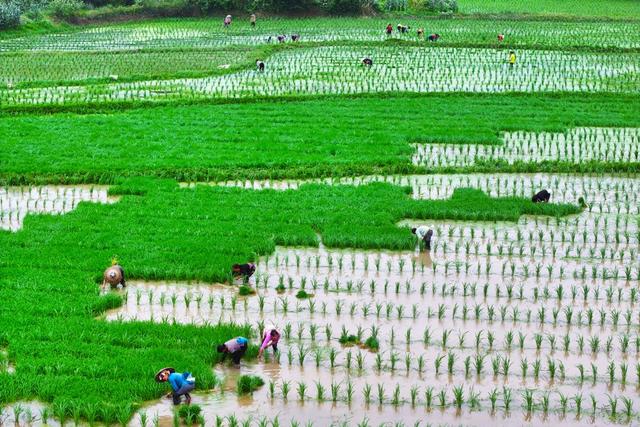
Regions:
[[0, 6, 639, 427]]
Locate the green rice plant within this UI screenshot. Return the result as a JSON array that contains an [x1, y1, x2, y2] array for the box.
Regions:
[[297, 382, 307, 401], [452, 386, 464, 409], [362, 383, 372, 405], [376, 384, 385, 405], [238, 375, 265, 395], [281, 381, 290, 400], [488, 388, 498, 412]]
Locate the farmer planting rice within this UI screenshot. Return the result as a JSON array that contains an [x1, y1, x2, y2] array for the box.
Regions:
[[361, 57, 373, 67], [102, 259, 126, 289], [385, 23, 393, 36], [256, 60, 265, 72], [417, 28, 425, 39], [250, 14, 256, 27], [257, 326, 281, 360], [232, 262, 256, 282], [428, 33, 440, 42], [532, 189, 551, 203], [509, 50, 517, 67], [291, 34, 300, 42], [224, 15, 232, 28], [397, 24, 409, 34], [217, 337, 249, 366], [155, 368, 195, 405], [412, 225, 434, 251]]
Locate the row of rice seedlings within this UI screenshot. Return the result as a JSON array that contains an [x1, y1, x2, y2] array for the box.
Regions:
[[414, 127, 640, 167], [2, 17, 637, 52], [2, 46, 637, 107], [265, 380, 637, 419]]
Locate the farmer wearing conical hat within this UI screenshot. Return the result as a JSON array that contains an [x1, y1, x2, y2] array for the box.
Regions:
[[155, 367, 196, 405], [412, 225, 434, 251], [102, 257, 126, 289]]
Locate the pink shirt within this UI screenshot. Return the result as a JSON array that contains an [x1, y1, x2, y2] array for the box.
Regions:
[[260, 330, 280, 350]]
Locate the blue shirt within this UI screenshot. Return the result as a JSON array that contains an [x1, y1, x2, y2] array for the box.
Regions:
[[168, 372, 187, 391]]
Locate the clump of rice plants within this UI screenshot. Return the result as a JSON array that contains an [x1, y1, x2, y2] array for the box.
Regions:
[[237, 375, 266, 395]]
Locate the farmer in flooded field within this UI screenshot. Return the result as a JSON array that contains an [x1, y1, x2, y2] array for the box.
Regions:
[[155, 368, 196, 405], [256, 60, 265, 72], [232, 262, 256, 282], [532, 189, 550, 203], [102, 259, 126, 289], [258, 326, 281, 360], [250, 13, 256, 27], [412, 225, 434, 251], [362, 57, 373, 67], [498, 33, 505, 42], [386, 23, 393, 36], [217, 337, 249, 366], [224, 15, 232, 28], [509, 50, 516, 67], [417, 28, 425, 39], [428, 33, 440, 42]]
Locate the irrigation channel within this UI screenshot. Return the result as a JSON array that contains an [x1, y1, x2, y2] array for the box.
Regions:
[[1, 172, 638, 426]]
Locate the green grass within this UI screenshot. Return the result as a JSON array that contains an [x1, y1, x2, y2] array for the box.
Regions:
[[1, 93, 638, 184], [458, 0, 640, 19]]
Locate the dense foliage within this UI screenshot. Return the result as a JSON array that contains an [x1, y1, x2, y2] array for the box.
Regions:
[[1, 94, 638, 184]]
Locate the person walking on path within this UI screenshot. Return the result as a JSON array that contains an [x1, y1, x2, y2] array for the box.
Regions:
[[217, 337, 249, 366], [155, 368, 196, 405], [412, 225, 434, 251]]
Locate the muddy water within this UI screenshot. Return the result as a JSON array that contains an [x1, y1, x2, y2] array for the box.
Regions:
[[107, 238, 639, 425], [113, 170, 640, 425], [0, 185, 117, 231]]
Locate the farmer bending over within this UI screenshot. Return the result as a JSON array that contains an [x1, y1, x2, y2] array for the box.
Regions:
[[224, 15, 232, 28], [258, 326, 281, 360], [256, 60, 265, 72], [250, 14, 256, 27], [428, 33, 440, 42], [217, 337, 249, 366], [532, 189, 550, 203], [417, 28, 424, 39], [155, 368, 195, 405], [103, 259, 126, 289], [412, 225, 433, 251], [362, 57, 373, 67], [232, 263, 256, 282], [291, 34, 300, 42]]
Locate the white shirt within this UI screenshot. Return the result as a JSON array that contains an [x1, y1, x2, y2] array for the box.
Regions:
[[415, 226, 430, 239]]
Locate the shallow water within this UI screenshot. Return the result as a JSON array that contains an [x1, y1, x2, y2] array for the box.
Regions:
[[0, 185, 117, 231]]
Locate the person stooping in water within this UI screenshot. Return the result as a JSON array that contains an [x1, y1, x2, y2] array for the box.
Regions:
[[412, 225, 434, 251], [258, 325, 281, 360]]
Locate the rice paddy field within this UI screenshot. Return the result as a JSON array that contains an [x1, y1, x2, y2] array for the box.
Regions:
[[0, 1, 639, 426]]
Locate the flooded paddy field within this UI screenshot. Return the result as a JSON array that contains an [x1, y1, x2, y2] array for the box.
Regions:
[[0, 185, 115, 231], [98, 171, 640, 426]]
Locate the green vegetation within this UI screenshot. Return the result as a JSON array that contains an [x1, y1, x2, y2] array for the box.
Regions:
[[364, 336, 379, 351], [1, 93, 638, 184], [178, 404, 202, 424], [238, 285, 256, 296], [295, 290, 312, 299], [458, 0, 640, 19], [237, 375, 265, 394]]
